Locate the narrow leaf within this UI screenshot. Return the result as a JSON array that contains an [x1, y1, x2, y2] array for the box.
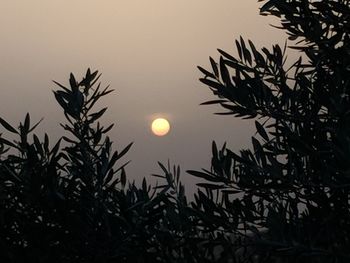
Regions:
[[255, 121, 269, 141], [210, 57, 219, 77], [0, 117, 18, 134]]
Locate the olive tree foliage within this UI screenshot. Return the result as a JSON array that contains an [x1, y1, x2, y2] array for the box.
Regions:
[[0, 70, 210, 263], [0, 0, 349, 262], [189, 0, 350, 261]]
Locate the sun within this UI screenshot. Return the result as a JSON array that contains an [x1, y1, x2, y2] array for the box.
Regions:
[[151, 118, 170, 136]]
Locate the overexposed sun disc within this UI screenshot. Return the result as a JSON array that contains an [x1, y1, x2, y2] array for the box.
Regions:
[[151, 118, 170, 136]]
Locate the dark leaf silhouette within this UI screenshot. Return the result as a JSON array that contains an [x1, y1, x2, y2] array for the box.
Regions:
[[1, 0, 350, 262]]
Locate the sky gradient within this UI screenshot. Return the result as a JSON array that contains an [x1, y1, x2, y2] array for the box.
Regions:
[[0, 0, 287, 192]]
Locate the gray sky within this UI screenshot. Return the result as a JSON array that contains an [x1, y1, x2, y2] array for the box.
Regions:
[[0, 0, 287, 193]]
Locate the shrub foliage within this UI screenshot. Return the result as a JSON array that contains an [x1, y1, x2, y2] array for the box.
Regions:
[[0, 0, 349, 262]]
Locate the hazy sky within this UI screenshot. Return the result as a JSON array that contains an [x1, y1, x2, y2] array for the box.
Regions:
[[0, 1, 287, 192]]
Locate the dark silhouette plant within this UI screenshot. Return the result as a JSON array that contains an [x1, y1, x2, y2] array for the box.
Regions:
[[189, 0, 350, 262], [0, 69, 134, 262], [0, 0, 349, 262], [0, 70, 218, 262]]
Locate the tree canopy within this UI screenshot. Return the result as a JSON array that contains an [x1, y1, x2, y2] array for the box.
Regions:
[[0, 0, 349, 262]]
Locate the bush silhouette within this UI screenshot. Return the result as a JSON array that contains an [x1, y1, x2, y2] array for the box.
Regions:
[[1, 0, 349, 262], [0, 69, 218, 262], [190, 0, 350, 261]]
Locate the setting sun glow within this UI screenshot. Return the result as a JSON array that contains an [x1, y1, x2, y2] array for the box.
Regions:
[[151, 118, 170, 136]]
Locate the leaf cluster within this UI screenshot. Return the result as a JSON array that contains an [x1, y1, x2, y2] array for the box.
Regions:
[[193, 0, 350, 262], [1, 0, 349, 262]]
